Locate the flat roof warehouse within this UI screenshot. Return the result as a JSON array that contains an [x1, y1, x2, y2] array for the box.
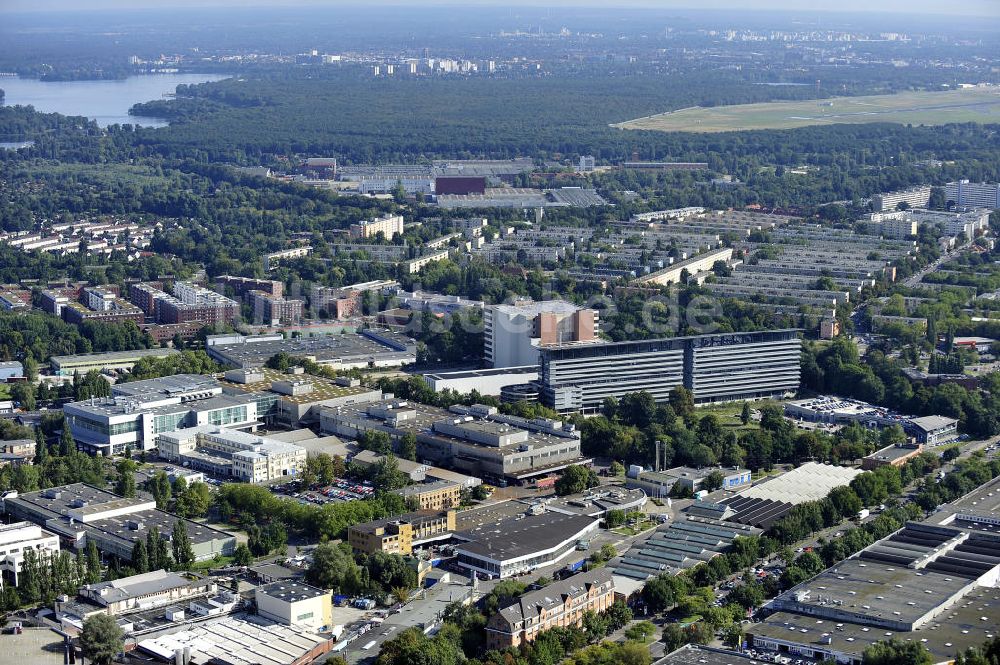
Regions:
[[454, 512, 598, 562], [206, 330, 416, 369]]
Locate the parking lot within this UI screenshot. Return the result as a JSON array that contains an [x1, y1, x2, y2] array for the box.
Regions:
[[271, 477, 375, 505]]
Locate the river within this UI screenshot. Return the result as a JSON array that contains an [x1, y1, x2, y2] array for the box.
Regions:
[[0, 73, 229, 128]]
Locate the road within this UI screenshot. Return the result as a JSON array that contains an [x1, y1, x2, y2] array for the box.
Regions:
[[902, 240, 970, 288]]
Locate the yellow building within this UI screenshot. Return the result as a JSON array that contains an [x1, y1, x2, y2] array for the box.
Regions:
[[348, 510, 456, 556], [396, 480, 462, 511]]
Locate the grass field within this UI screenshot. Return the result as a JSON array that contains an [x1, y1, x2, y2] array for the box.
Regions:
[[14, 163, 173, 186], [612, 87, 1000, 133]]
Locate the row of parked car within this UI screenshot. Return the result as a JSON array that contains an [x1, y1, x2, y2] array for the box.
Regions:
[[272, 478, 376, 504]]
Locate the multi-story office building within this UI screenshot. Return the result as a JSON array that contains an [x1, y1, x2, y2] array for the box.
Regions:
[[348, 510, 456, 555], [486, 569, 614, 650], [537, 329, 801, 412], [946, 180, 1000, 209], [1, 483, 235, 563], [320, 400, 588, 485], [249, 290, 304, 326], [349, 214, 404, 240], [63, 374, 262, 456], [485, 300, 598, 368], [872, 185, 931, 212], [0, 522, 60, 587], [157, 425, 307, 482]]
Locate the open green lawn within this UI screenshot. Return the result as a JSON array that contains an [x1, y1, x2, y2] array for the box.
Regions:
[[0, 384, 10, 399], [14, 162, 174, 187], [694, 400, 781, 432], [612, 519, 659, 536], [190, 555, 235, 571], [613, 87, 1000, 133]]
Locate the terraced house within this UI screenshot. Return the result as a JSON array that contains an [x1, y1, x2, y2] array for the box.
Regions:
[[486, 568, 615, 650]]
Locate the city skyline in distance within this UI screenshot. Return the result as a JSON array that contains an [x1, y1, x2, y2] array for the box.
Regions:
[[1, 0, 997, 17]]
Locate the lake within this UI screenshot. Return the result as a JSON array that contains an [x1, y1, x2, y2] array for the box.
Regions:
[[0, 73, 229, 128]]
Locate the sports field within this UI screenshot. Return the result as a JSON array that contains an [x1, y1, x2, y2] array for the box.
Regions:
[[612, 87, 1000, 133]]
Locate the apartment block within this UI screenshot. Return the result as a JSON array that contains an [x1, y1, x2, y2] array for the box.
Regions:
[[160, 282, 239, 326], [264, 246, 312, 270], [538, 329, 801, 412], [485, 300, 599, 368], [486, 569, 614, 650], [349, 214, 404, 240], [631, 247, 734, 286], [872, 186, 931, 212], [213, 275, 284, 299], [946, 180, 1000, 209], [249, 290, 304, 326]]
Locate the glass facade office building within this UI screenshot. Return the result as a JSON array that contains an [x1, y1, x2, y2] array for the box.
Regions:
[[538, 329, 801, 412]]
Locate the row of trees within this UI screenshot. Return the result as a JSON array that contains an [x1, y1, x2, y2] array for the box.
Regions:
[[3, 541, 102, 610], [214, 482, 407, 543], [804, 338, 1000, 438], [128, 523, 194, 575], [1, 425, 112, 494], [578, 387, 885, 475], [307, 542, 417, 605], [143, 470, 212, 518]]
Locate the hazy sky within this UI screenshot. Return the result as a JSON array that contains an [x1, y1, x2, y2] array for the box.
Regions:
[[1, 0, 997, 16]]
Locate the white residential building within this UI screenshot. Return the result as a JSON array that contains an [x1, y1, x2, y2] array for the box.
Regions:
[[946, 180, 1000, 209], [0, 522, 61, 587], [349, 214, 404, 240], [158, 424, 307, 482], [872, 186, 931, 212]]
